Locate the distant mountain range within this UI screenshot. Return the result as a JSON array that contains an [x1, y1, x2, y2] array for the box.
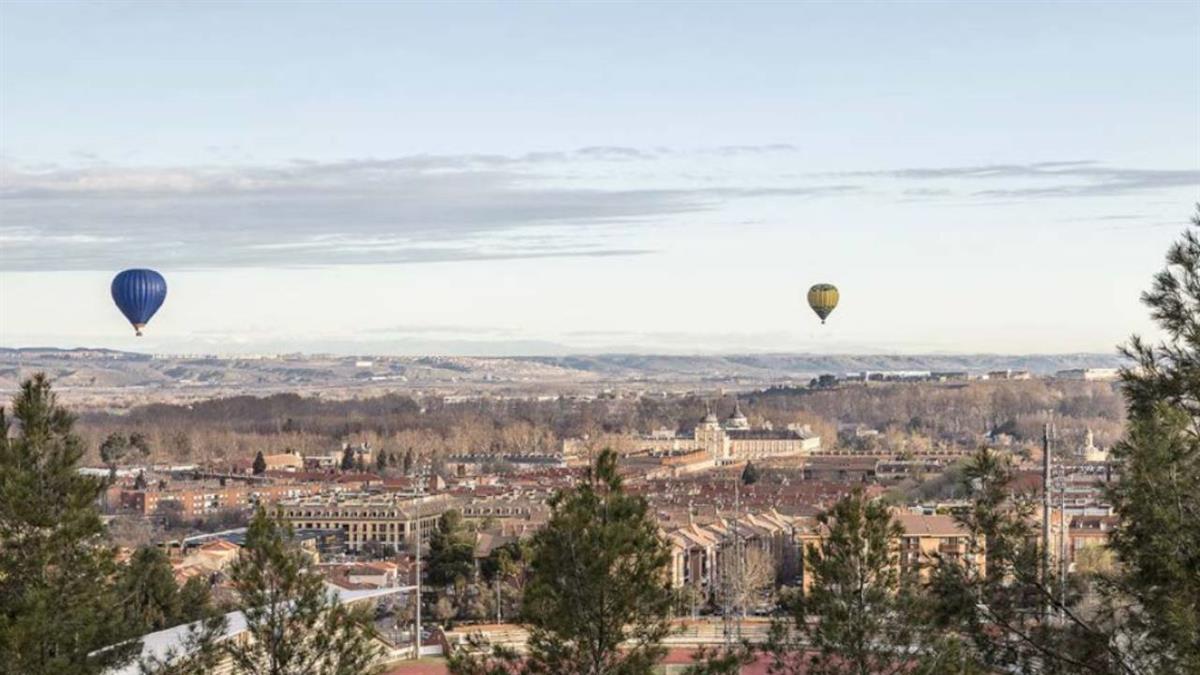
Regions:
[[0, 348, 1127, 403]]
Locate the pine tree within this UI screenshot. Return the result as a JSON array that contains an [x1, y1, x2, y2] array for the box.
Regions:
[[341, 445, 355, 471], [176, 577, 215, 622], [769, 488, 927, 675], [450, 450, 674, 675], [512, 449, 674, 674], [224, 506, 381, 675], [926, 447, 1161, 674], [117, 546, 185, 633], [101, 432, 132, 472], [100, 432, 152, 472], [427, 509, 475, 587], [136, 616, 228, 675], [919, 209, 1200, 675], [252, 450, 267, 475], [923, 448, 1059, 673], [0, 374, 137, 674], [1107, 205, 1200, 673], [115, 546, 214, 634], [740, 461, 759, 485], [403, 448, 415, 475]]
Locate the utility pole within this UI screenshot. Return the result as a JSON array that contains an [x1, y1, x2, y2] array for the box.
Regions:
[[734, 478, 742, 641], [413, 477, 423, 660], [1042, 423, 1053, 624], [1059, 450, 1068, 623]]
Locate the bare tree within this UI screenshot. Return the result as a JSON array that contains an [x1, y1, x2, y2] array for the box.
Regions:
[[717, 545, 775, 618]]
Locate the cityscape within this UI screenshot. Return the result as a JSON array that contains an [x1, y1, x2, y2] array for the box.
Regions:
[[1, 2, 1198, 675]]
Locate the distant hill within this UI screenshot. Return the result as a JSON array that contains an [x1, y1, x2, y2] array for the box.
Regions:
[[520, 353, 1127, 378], [0, 348, 1126, 405]]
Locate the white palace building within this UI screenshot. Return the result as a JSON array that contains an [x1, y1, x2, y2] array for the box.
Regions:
[[636, 401, 821, 464]]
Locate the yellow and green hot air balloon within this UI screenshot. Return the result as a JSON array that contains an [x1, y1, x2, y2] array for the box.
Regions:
[[807, 283, 839, 324]]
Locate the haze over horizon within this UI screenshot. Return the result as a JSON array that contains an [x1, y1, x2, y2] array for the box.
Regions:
[[2, 2, 1198, 356]]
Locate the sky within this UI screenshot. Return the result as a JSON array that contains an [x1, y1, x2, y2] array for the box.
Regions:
[[1, 1, 1198, 356]]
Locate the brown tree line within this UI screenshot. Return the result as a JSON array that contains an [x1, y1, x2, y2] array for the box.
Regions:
[[74, 380, 1122, 466]]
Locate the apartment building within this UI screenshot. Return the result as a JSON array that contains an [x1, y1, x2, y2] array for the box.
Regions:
[[894, 512, 982, 579], [121, 481, 320, 518], [279, 493, 455, 553]]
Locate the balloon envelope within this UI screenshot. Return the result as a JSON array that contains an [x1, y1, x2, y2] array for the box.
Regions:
[[111, 269, 167, 336], [807, 283, 839, 323]]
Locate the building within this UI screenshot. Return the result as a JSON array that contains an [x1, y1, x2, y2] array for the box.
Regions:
[[988, 369, 1032, 380], [305, 443, 374, 470], [634, 402, 821, 465], [320, 561, 403, 590], [278, 493, 455, 553], [665, 509, 802, 606], [121, 481, 320, 518], [445, 452, 566, 477], [111, 586, 408, 675], [172, 540, 240, 583], [1055, 368, 1120, 381], [1078, 428, 1109, 462], [261, 451, 304, 472], [459, 495, 549, 524], [893, 512, 982, 580]]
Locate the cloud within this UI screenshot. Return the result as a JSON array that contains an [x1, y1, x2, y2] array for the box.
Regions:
[[5, 150, 1184, 272], [834, 161, 1199, 198], [0, 161, 691, 270], [0, 148, 854, 271]]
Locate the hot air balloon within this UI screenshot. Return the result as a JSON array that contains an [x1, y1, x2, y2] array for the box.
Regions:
[[807, 283, 839, 324], [111, 269, 167, 336]]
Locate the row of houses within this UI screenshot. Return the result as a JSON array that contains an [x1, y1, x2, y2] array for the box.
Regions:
[[664, 509, 980, 604]]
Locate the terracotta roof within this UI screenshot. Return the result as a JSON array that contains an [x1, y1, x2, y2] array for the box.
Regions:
[[893, 513, 967, 537], [198, 540, 240, 552]]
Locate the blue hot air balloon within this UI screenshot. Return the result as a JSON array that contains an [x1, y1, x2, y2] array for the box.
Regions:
[[111, 269, 167, 336]]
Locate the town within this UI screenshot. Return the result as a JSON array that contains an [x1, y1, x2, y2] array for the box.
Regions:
[[64, 368, 1126, 672], [3, 2, 1196, 674]]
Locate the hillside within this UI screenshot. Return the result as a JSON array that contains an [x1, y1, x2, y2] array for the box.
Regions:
[[0, 348, 1126, 410]]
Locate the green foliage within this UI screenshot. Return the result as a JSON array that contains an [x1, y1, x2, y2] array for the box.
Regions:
[[100, 431, 151, 469], [427, 509, 476, 587], [341, 445, 355, 471], [478, 539, 531, 622], [446, 634, 524, 675], [252, 450, 267, 475], [923, 448, 1046, 671], [115, 546, 212, 633], [926, 446, 1141, 674], [740, 460, 760, 485], [450, 449, 675, 675], [0, 374, 138, 675], [770, 488, 920, 675], [1108, 205, 1200, 673], [922, 207, 1200, 675], [224, 506, 382, 675], [479, 540, 530, 584], [521, 449, 675, 674], [177, 576, 216, 618], [136, 615, 228, 675]]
